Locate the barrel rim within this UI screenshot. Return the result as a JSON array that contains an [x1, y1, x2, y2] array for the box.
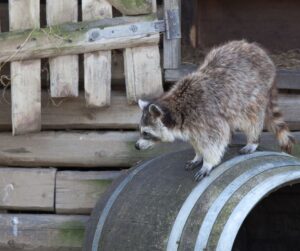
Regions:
[[194, 157, 300, 251], [216, 169, 300, 251], [167, 151, 290, 251]]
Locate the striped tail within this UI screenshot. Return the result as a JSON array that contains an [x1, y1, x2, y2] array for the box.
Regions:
[[265, 81, 295, 154]]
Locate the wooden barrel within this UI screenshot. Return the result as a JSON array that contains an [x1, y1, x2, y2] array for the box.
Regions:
[[83, 147, 300, 251]]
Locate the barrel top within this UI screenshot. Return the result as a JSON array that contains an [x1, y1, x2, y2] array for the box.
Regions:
[[83, 148, 300, 251]]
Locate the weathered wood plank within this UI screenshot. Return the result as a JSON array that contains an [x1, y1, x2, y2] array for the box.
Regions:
[[0, 91, 141, 129], [1, 92, 300, 130], [165, 64, 300, 90], [0, 214, 88, 251], [0, 15, 159, 63], [124, 45, 163, 104], [83, 0, 112, 107], [107, 0, 152, 15], [9, 0, 41, 135], [0, 131, 298, 168], [0, 168, 56, 211], [163, 0, 181, 69], [47, 0, 79, 97], [0, 131, 190, 167], [56, 171, 120, 214]]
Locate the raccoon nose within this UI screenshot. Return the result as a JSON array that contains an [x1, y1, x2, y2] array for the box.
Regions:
[[135, 142, 140, 150]]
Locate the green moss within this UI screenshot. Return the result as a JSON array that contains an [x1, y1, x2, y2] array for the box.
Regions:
[[293, 144, 300, 158], [58, 221, 85, 247], [120, 0, 148, 9]]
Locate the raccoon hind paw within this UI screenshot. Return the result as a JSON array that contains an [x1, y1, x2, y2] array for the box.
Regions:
[[185, 159, 203, 171]]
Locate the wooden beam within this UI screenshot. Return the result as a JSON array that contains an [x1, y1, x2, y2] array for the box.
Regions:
[[165, 64, 300, 91], [0, 131, 190, 167], [47, 0, 79, 97], [9, 0, 41, 135], [163, 0, 181, 69], [0, 15, 159, 63], [0, 214, 88, 251], [0, 92, 299, 130], [56, 171, 120, 214], [0, 131, 298, 168], [0, 91, 141, 130], [124, 45, 164, 104], [107, 0, 153, 15], [0, 168, 56, 211], [83, 0, 112, 107]]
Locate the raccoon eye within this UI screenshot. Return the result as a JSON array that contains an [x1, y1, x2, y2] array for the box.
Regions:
[[142, 131, 150, 138]]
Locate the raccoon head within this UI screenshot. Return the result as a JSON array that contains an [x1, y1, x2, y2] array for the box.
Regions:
[[135, 99, 176, 150]]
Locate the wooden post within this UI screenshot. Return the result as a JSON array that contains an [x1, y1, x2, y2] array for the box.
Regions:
[[124, 0, 163, 104], [124, 45, 163, 104], [82, 0, 112, 107], [9, 0, 41, 135], [163, 0, 181, 69], [47, 0, 79, 97]]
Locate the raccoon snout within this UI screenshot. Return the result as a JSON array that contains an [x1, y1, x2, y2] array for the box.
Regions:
[[135, 142, 141, 150]]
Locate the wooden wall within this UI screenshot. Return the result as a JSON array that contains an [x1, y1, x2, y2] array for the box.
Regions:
[[0, 0, 299, 250], [188, 0, 300, 51]]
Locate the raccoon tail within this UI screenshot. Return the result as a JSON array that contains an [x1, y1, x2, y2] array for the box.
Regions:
[[265, 81, 295, 154]]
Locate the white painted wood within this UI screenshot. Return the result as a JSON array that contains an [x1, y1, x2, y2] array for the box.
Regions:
[[124, 45, 163, 104], [0, 168, 56, 211], [46, 0, 79, 97], [9, 0, 41, 135], [56, 171, 120, 214], [83, 0, 112, 107]]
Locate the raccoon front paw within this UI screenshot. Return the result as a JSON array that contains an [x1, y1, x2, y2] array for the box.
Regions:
[[239, 143, 258, 154], [194, 162, 213, 181], [185, 159, 203, 171], [194, 169, 210, 181]]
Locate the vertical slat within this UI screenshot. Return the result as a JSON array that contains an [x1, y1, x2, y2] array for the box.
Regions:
[[46, 0, 78, 97], [9, 0, 41, 135], [124, 45, 163, 104], [163, 0, 181, 69], [82, 0, 112, 107], [123, 1, 163, 104]]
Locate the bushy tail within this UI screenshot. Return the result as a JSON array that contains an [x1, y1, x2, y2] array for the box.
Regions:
[[265, 81, 295, 154]]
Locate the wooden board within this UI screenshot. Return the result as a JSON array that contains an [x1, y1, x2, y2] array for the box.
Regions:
[[0, 16, 160, 63], [163, 0, 181, 69], [0, 91, 141, 129], [165, 64, 300, 90], [82, 0, 112, 107], [9, 0, 41, 135], [124, 45, 163, 104], [47, 0, 79, 97], [0, 131, 298, 168], [56, 171, 120, 214], [0, 131, 190, 167], [0, 168, 56, 211], [0, 214, 88, 251], [0, 92, 299, 130]]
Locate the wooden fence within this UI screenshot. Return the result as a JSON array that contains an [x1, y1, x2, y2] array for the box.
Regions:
[[0, 0, 299, 250]]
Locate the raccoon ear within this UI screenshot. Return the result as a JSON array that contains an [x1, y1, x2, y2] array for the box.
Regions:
[[149, 104, 163, 118], [138, 99, 149, 110]]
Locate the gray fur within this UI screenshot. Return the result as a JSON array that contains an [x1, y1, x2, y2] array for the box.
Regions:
[[136, 40, 295, 181]]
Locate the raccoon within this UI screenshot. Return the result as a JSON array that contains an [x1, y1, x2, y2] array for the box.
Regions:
[[135, 40, 295, 181]]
